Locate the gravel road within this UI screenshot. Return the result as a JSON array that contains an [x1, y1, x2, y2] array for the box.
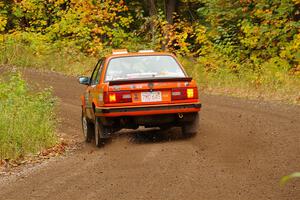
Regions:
[[0, 69, 299, 200]]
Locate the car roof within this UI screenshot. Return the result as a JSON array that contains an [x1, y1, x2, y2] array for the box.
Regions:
[[105, 51, 175, 60]]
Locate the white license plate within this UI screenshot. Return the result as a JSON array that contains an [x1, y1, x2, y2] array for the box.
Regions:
[[141, 91, 162, 102]]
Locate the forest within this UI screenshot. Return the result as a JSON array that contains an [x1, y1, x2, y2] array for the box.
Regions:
[[0, 0, 299, 102]]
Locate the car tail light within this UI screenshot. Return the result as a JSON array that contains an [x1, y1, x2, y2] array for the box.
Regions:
[[171, 88, 186, 100], [171, 88, 198, 100], [187, 88, 194, 98], [104, 91, 132, 103], [109, 93, 117, 102]]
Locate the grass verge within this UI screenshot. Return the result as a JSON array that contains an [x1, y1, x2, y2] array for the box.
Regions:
[[180, 57, 300, 104], [0, 33, 96, 75], [0, 71, 57, 160]]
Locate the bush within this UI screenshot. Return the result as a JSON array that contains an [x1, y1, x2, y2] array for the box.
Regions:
[[180, 55, 300, 104], [0, 71, 57, 160], [0, 32, 97, 75]]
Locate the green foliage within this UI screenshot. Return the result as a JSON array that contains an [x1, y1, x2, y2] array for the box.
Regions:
[[1, 0, 134, 55], [0, 0, 299, 102], [198, 0, 300, 75], [0, 32, 96, 75], [0, 72, 57, 159], [181, 56, 300, 103], [1, 0, 299, 71], [0, 2, 8, 32]]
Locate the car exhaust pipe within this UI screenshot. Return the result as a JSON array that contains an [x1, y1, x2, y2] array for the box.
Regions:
[[178, 113, 184, 119]]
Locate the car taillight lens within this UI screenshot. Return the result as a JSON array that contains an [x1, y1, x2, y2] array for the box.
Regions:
[[104, 91, 132, 103], [171, 88, 198, 100], [187, 88, 194, 98], [109, 93, 117, 102]]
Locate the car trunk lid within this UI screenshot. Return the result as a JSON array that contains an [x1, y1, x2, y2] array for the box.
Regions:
[[104, 77, 198, 106]]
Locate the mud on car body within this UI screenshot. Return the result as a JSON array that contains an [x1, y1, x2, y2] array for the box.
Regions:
[[79, 49, 201, 147]]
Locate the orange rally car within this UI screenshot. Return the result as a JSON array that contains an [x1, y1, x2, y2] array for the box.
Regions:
[[79, 50, 201, 147]]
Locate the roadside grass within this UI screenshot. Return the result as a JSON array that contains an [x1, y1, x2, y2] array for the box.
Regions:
[[180, 57, 300, 104], [0, 71, 57, 160], [0, 33, 96, 75]]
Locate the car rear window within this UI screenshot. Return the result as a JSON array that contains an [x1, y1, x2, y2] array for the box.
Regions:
[[105, 55, 186, 81]]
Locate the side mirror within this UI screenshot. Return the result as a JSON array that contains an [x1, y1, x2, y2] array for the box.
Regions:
[[78, 76, 90, 85]]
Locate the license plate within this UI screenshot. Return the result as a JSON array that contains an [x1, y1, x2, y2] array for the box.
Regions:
[[141, 91, 162, 102]]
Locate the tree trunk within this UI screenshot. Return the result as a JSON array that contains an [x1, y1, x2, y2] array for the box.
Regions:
[[166, 0, 176, 24], [148, 0, 157, 16], [145, 0, 157, 47], [162, 0, 177, 50]]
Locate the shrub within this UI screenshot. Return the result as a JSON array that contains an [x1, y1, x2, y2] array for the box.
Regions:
[[180, 55, 300, 104], [0, 32, 96, 75], [0, 71, 57, 160]]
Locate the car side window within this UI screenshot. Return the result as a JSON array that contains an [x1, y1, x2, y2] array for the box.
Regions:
[[90, 59, 102, 85], [95, 61, 104, 84]]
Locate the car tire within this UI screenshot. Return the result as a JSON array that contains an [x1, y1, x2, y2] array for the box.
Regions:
[[159, 125, 171, 131], [82, 111, 93, 143], [181, 112, 200, 138], [95, 117, 104, 147]]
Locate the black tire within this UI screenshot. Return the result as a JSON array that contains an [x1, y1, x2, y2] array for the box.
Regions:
[[159, 125, 171, 131], [95, 117, 104, 147], [181, 112, 200, 138], [81, 111, 93, 143]]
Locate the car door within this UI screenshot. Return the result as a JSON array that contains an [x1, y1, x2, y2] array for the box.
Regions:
[[86, 59, 103, 120], [89, 59, 105, 110]]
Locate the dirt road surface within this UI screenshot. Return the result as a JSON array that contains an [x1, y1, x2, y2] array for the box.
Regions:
[[0, 69, 300, 200]]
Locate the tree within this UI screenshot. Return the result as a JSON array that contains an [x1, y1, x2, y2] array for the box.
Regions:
[[165, 0, 177, 24]]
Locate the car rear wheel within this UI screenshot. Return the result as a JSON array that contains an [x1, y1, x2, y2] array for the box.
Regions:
[[181, 112, 200, 138], [159, 125, 171, 131], [82, 111, 93, 143], [95, 117, 104, 147]]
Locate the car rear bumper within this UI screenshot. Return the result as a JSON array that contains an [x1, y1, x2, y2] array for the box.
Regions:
[[95, 103, 201, 117]]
